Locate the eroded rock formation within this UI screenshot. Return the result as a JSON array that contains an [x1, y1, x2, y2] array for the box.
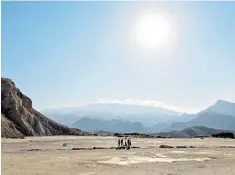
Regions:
[[1, 77, 89, 138]]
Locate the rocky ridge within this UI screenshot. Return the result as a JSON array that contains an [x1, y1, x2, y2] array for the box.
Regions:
[[1, 77, 89, 138]]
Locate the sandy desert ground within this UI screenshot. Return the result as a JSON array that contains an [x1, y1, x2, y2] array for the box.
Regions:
[[2, 136, 235, 175]]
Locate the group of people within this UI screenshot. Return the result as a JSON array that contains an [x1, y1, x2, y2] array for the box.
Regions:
[[117, 136, 132, 150]]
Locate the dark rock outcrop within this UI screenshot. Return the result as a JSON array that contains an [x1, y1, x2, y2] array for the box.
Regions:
[[159, 145, 174, 148], [1, 77, 89, 138], [212, 132, 234, 139]]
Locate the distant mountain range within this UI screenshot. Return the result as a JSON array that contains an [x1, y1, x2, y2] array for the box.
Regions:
[[93, 126, 235, 138], [72, 112, 235, 133], [42, 100, 235, 133], [170, 112, 235, 131], [2, 76, 234, 138], [169, 100, 235, 131], [41, 103, 195, 127], [72, 118, 144, 133]]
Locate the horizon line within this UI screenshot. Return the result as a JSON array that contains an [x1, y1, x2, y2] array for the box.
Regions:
[[38, 98, 234, 114]]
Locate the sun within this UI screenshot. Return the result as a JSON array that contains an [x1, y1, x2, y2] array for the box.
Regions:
[[135, 13, 171, 49]]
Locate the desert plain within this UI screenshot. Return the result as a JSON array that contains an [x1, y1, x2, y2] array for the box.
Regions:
[[2, 136, 235, 175]]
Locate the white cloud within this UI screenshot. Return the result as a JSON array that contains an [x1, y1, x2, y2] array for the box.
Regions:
[[40, 98, 202, 114], [93, 98, 201, 114]]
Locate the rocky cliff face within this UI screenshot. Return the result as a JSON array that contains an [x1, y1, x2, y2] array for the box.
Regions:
[[1, 77, 89, 138]]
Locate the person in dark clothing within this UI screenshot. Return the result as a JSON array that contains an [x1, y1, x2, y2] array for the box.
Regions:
[[129, 138, 132, 148], [118, 139, 120, 149], [120, 138, 124, 148], [126, 138, 129, 150], [126, 137, 131, 149], [125, 141, 127, 148]]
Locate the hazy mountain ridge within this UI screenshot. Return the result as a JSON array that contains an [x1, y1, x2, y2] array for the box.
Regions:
[[72, 117, 144, 133], [42, 103, 196, 127], [72, 117, 171, 133], [199, 100, 235, 116], [43, 99, 235, 133], [169, 101, 235, 131], [2, 76, 234, 136]]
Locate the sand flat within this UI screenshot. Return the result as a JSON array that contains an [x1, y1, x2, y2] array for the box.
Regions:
[[2, 136, 235, 175]]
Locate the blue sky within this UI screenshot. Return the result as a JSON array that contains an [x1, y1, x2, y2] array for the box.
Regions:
[[2, 2, 235, 113]]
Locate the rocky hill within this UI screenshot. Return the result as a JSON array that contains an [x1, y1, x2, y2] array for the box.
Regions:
[[199, 100, 235, 116], [169, 112, 235, 131], [72, 117, 144, 133], [1, 77, 89, 138]]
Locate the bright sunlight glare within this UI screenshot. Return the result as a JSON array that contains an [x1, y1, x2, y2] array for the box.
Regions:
[[135, 13, 171, 49]]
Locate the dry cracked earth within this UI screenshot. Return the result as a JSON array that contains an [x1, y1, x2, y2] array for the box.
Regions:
[[2, 136, 235, 175]]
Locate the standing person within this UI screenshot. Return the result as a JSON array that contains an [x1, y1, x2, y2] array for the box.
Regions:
[[120, 138, 124, 148], [129, 137, 132, 148], [127, 138, 130, 150], [124, 138, 127, 148], [118, 139, 120, 149]]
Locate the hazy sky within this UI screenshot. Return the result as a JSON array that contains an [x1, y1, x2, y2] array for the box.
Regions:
[[2, 2, 235, 113]]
